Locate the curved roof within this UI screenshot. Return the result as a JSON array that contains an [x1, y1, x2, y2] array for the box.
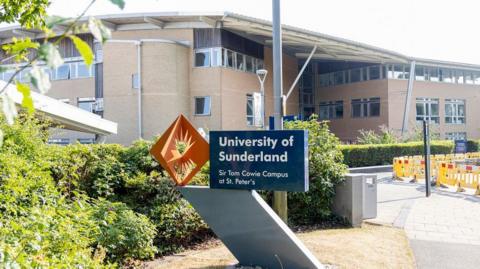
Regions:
[[0, 11, 479, 69]]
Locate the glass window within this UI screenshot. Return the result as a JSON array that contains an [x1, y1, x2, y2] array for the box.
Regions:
[[404, 65, 411, 79], [78, 98, 95, 112], [465, 72, 474, 84], [369, 97, 381, 117], [319, 101, 343, 120], [445, 99, 465, 124], [78, 138, 95, 144], [445, 132, 466, 141], [416, 98, 439, 124], [362, 67, 368, 81], [194, 96, 211, 116], [225, 49, 235, 68], [245, 55, 254, 72], [195, 49, 211, 67], [455, 70, 464, 83], [350, 68, 361, 83], [474, 72, 480, 85], [351, 98, 380, 118], [236, 53, 244, 71], [55, 64, 70, 80], [246, 94, 254, 126], [415, 66, 425, 81], [334, 71, 344, 85], [369, 65, 381, 80], [132, 73, 139, 89], [77, 62, 90, 78], [255, 59, 264, 71], [211, 48, 222, 67], [393, 65, 404, 79], [440, 68, 453, 83], [48, 138, 70, 145], [428, 67, 439, 82]]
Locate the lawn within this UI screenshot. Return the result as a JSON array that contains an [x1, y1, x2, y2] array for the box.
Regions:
[[145, 224, 415, 269]]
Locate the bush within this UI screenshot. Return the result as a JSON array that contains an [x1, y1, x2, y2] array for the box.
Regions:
[[0, 116, 110, 268], [284, 116, 348, 224], [467, 140, 480, 152], [93, 200, 157, 261], [340, 140, 454, 167]]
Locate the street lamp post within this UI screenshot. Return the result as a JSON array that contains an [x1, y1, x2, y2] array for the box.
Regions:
[[256, 69, 268, 128]]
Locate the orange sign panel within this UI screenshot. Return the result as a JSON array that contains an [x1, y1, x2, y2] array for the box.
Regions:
[[150, 115, 209, 186]]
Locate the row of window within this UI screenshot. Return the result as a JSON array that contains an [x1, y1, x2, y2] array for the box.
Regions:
[[194, 47, 265, 73], [319, 97, 381, 120], [193, 94, 263, 127], [416, 98, 465, 124], [48, 138, 95, 145], [318, 64, 480, 87], [0, 61, 95, 83]]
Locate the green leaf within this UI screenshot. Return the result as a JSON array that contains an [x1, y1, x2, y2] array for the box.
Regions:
[[88, 17, 111, 43], [0, 129, 3, 148], [29, 66, 51, 94], [69, 35, 94, 66], [109, 0, 125, 9], [2, 37, 39, 62], [16, 82, 34, 114], [38, 43, 64, 69]]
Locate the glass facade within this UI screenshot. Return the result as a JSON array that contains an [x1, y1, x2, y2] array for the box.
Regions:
[[318, 63, 480, 87], [194, 47, 264, 74]]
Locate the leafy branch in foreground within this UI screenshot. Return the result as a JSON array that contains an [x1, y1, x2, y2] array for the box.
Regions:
[[0, 0, 125, 128]]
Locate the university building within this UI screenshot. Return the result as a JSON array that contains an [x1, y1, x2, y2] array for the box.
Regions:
[[0, 12, 478, 144]]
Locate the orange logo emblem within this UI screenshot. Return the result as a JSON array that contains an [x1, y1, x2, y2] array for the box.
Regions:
[[150, 115, 209, 186]]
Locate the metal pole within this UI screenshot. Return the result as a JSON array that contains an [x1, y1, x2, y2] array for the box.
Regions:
[[261, 81, 265, 128], [423, 119, 431, 197], [272, 0, 288, 222], [137, 41, 143, 139]]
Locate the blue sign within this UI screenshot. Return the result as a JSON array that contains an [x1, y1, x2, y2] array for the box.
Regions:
[[268, 115, 297, 130], [455, 139, 467, 154], [209, 130, 309, 192]]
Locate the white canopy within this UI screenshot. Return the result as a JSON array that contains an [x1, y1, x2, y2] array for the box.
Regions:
[[1, 81, 117, 136]]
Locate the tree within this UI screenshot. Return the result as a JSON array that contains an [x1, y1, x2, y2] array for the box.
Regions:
[[0, 0, 125, 140]]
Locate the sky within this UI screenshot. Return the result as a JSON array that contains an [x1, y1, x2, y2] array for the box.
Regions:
[[47, 0, 480, 64]]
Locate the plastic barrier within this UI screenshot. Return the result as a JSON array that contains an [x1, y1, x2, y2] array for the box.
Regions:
[[393, 152, 480, 194]]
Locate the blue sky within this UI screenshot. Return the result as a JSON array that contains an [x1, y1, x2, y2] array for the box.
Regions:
[[48, 0, 480, 64]]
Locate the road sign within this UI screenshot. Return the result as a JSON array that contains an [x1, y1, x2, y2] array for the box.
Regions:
[[455, 139, 467, 154], [209, 130, 308, 192]]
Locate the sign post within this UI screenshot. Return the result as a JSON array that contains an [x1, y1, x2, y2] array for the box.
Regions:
[[423, 120, 431, 197]]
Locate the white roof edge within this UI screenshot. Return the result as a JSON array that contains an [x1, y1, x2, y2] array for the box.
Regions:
[[1, 81, 117, 135]]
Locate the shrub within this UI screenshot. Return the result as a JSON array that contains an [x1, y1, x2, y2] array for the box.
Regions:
[[93, 200, 157, 262], [356, 125, 399, 144], [340, 140, 454, 167], [467, 140, 480, 152], [284, 116, 348, 224]]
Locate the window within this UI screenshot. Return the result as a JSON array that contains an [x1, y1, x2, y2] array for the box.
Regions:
[[78, 97, 95, 113], [427, 67, 439, 82], [77, 62, 91, 78], [440, 68, 453, 83], [55, 64, 70, 80], [319, 101, 343, 120], [455, 70, 464, 83], [255, 58, 264, 71], [194, 49, 211, 67], [334, 71, 345, 85], [465, 72, 474, 84], [416, 98, 439, 124], [445, 132, 466, 141], [225, 49, 235, 68], [369, 65, 381, 80], [245, 55, 254, 72], [236, 53, 245, 71], [78, 138, 95, 144], [194, 96, 211, 116], [415, 66, 425, 81], [445, 99, 465, 124], [211, 48, 223, 67], [246, 94, 254, 126], [132, 73, 139, 89], [350, 68, 361, 83], [351, 97, 380, 118], [48, 138, 70, 145]]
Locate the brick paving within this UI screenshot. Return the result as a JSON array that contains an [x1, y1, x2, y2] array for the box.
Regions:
[[371, 175, 480, 245]]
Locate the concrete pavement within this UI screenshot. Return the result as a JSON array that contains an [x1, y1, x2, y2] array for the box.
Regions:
[[368, 173, 480, 269]]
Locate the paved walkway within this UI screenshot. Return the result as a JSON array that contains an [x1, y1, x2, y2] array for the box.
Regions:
[[369, 173, 480, 269]]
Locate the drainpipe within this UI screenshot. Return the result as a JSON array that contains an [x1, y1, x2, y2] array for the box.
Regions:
[[137, 41, 142, 139]]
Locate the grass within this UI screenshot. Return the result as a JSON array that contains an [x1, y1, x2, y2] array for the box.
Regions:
[[145, 224, 415, 269]]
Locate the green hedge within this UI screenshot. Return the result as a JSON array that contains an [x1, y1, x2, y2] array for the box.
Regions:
[[467, 140, 480, 152], [339, 140, 454, 167]]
